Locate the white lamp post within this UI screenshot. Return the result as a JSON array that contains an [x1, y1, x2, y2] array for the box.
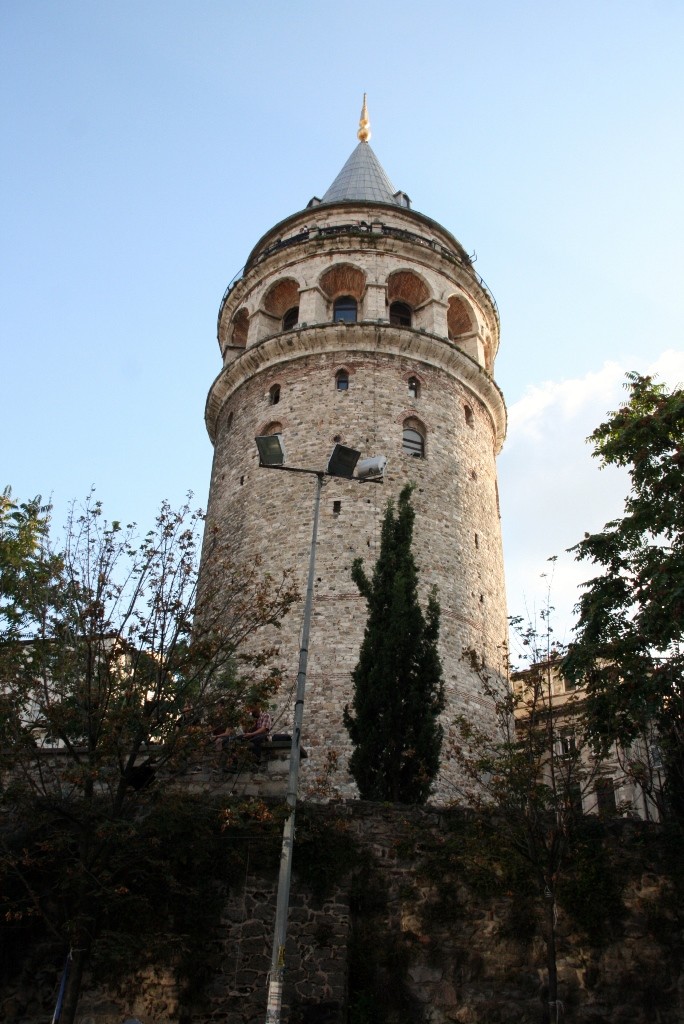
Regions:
[[256, 436, 385, 1024]]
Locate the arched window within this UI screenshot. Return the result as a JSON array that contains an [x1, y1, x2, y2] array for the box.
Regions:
[[390, 302, 412, 327], [269, 384, 281, 406], [402, 422, 425, 458], [282, 306, 299, 331], [408, 376, 420, 399], [333, 296, 357, 323], [335, 369, 349, 391]]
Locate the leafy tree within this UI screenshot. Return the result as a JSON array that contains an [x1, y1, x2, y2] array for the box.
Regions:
[[0, 491, 297, 1023], [344, 484, 444, 803], [0, 488, 55, 641], [453, 607, 609, 1023], [564, 373, 684, 821]]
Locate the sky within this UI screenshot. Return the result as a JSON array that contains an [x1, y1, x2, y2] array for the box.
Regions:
[[2, 1, 683, 645]]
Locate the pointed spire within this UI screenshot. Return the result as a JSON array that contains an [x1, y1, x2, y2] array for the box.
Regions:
[[316, 98, 411, 208], [357, 93, 371, 142]]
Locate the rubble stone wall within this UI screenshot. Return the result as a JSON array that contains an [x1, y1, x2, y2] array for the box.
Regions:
[[5, 803, 682, 1024]]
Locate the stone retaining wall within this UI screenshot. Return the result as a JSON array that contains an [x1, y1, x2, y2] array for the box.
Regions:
[[3, 803, 682, 1024]]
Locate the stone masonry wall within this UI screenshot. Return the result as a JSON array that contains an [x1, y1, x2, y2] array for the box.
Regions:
[[7, 802, 682, 1024], [201, 195, 508, 804], [201, 338, 508, 802]]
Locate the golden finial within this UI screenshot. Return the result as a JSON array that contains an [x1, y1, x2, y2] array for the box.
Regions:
[[357, 93, 371, 142]]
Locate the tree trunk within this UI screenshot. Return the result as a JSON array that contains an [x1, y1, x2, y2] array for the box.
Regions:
[[57, 941, 90, 1024], [544, 893, 559, 1023]]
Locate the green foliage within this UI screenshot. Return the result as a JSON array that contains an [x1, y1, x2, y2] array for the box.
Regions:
[[293, 807, 359, 900], [0, 492, 297, 792], [565, 373, 684, 820], [0, 489, 54, 632], [344, 485, 445, 803], [453, 609, 609, 1014], [0, 489, 297, 1023], [0, 791, 283, 1002]]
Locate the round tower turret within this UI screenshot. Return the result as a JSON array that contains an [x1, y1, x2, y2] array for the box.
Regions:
[[201, 105, 508, 802]]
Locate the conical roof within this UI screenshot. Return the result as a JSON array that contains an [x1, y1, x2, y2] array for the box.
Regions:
[[321, 140, 400, 206]]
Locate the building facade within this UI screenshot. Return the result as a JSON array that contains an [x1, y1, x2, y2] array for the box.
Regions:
[[511, 661, 664, 822], [200, 101, 509, 800]]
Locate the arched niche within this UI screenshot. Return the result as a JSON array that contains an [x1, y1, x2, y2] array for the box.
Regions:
[[447, 295, 475, 339], [231, 307, 249, 348], [263, 278, 300, 318], [319, 264, 367, 304], [387, 269, 431, 308]]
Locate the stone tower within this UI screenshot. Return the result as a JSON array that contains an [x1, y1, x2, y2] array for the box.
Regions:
[[202, 100, 507, 801]]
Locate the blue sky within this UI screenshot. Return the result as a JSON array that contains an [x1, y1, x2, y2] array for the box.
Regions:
[[2, 1, 683, 641]]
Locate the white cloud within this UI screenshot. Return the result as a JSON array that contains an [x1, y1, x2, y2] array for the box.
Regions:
[[507, 361, 625, 443], [499, 349, 684, 643]]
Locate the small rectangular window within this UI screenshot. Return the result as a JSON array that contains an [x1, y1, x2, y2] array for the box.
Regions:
[[333, 501, 341, 517]]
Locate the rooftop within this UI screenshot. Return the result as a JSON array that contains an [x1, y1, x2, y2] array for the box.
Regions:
[[316, 96, 410, 209]]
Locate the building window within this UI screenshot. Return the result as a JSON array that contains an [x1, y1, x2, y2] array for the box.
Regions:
[[269, 384, 280, 405], [408, 376, 420, 399], [390, 301, 412, 327], [403, 425, 425, 458], [333, 500, 342, 517], [595, 779, 617, 817], [558, 729, 577, 757], [333, 295, 357, 323], [566, 783, 584, 816], [336, 369, 349, 391], [464, 404, 474, 427], [282, 306, 299, 330]]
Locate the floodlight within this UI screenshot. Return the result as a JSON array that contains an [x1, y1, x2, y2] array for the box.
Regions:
[[326, 444, 360, 479], [356, 455, 387, 480], [255, 434, 286, 467]]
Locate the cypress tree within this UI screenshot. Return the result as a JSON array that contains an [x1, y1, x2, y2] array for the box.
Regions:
[[344, 484, 445, 803]]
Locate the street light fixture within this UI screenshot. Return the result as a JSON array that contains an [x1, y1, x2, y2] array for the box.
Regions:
[[255, 433, 287, 467], [326, 443, 360, 478], [257, 435, 385, 1024]]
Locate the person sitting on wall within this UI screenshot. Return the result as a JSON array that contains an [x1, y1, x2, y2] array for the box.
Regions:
[[213, 705, 273, 770], [242, 705, 273, 762]]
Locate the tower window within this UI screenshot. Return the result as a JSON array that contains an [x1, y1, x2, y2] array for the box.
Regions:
[[282, 306, 299, 330], [464, 404, 474, 427], [402, 425, 425, 458], [269, 384, 281, 406], [333, 296, 357, 323], [333, 500, 342, 517], [408, 376, 420, 399], [390, 302, 412, 327], [336, 369, 349, 391]]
